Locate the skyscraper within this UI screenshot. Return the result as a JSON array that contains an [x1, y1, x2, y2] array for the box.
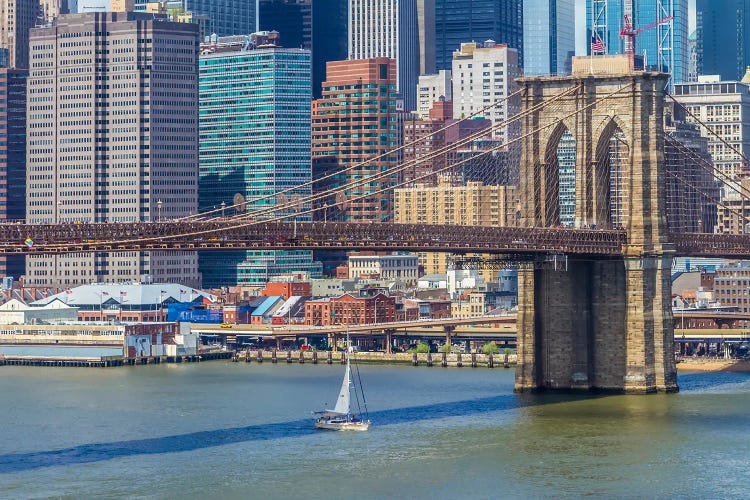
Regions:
[[435, 0, 523, 72], [451, 41, 521, 142], [135, 0, 257, 37], [587, 0, 689, 83], [523, 0, 575, 76], [417, 0, 436, 75], [312, 58, 400, 222], [348, 0, 420, 111], [311, 0, 347, 98], [258, 0, 310, 50], [26, 12, 200, 287], [0, 68, 27, 278], [198, 34, 322, 287], [0, 0, 40, 69], [697, 0, 750, 81], [673, 74, 750, 194]]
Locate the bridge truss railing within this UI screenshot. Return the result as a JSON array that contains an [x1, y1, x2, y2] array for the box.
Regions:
[[0, 222, 628, 256]]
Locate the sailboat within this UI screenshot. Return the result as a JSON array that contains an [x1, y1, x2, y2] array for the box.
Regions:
[[314, 332, 371, 431]]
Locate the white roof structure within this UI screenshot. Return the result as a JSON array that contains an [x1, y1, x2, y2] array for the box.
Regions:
[[272, 296, 300, 318], [31, 283, 217, 308], [0, 298, 78, 324]]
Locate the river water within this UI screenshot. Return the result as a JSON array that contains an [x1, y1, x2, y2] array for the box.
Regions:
[[0, 362, 748, 499]]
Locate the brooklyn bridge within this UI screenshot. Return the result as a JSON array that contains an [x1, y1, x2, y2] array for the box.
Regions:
[[9, 64, 750, 394]]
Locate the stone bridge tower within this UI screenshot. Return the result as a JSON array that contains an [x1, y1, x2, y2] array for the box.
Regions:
[[515, 58, 678, 393]]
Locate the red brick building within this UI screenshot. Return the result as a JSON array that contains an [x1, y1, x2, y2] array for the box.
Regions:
[[312, 58, 399, 222], [400, 298, 453, 320], [261, 282, 311, 300], [304, 292, 396, 326]]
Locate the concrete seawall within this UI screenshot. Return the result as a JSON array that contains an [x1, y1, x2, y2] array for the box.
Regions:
[[235, 349, 518, 368]]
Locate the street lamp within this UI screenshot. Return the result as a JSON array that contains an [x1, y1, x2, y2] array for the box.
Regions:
[[221, 200, 226, 218], [157, 199, 162, 222], [324, 202, 329, 224]]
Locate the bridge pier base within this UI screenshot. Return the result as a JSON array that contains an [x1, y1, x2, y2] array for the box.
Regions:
[[515, 257, 678, 394]]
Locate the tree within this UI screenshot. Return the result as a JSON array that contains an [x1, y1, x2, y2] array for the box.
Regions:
[[407, 342, 430, 354], [482, 342, 500, 355], [440, 343, 452, 353]]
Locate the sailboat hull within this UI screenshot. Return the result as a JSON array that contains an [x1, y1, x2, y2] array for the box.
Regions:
[[315, 419, 371, 432]]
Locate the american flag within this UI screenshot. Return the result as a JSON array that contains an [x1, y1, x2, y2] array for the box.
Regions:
[[120, 290, 127, 297], [102, 291, 109, 296], [160, 290, 167, 295], [65, 288, 72, 295], [180, 289, 186, 295], [591, 35, 604, 53]]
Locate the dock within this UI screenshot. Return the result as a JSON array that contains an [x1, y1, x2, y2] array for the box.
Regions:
[[0, 351, 233, 368], [232, 349, 516, 368]]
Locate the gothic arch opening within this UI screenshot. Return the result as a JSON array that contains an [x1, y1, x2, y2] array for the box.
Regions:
[[543, 123, 575, 227], [594, 121, 630, 229]]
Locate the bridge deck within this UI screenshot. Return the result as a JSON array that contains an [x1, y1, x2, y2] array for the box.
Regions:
[[1, 221, 748, 258]]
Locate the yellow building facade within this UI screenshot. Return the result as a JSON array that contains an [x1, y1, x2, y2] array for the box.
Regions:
[[394, 182, 517, 280]]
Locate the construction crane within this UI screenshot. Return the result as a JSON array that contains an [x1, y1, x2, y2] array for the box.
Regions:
[[619, 14, 674, 71]]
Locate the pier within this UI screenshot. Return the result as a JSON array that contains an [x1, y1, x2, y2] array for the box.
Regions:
[[0, 351, 233, 368], [232, 349, 515, 368]]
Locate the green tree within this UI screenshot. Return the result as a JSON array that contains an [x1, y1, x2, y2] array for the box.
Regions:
[[409, 342, 429, 354], [482, 342, 500, 355], [440, 343, 452, 354]]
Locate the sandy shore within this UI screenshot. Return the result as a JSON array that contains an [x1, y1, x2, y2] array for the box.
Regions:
[[677, 359, 750, 372]]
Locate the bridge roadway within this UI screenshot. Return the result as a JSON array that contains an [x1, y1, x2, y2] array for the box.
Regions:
[[190, 313, 750, 345], [1, 221, 748, 258], [191, 314, 516, 340], [0, 221, 624, 256]]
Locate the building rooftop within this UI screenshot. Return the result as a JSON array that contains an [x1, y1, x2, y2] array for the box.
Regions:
[[31, 284, 217, 307], [251, 296, 283, 317]]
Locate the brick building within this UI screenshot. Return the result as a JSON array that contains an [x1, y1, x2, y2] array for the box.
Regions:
[[402, 99, 491, 186], [312, 58, 400, 222], [713, 262, 750, 325], [304, 291, 396, 326], [261, 282, 311, 300]]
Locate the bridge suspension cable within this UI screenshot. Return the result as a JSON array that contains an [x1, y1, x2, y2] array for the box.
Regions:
[[666, 93, 750, 202], [4, 82, 639, 253], [196, 81, 635, 231], [216, 84, 578, 226], [665, 135, 750, 229], [52, 83, 639, 250], [185, 87, 529, 221], [191, 83, 631, 230]]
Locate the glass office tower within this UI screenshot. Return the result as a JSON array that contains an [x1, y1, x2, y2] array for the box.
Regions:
[[199, 37, 322, 286], [587, 0, 689, 83], [523, 0, 575, 76], [135, 0, 257, 36], [435, 0, 523, 71], [697, 0, 750, 81]]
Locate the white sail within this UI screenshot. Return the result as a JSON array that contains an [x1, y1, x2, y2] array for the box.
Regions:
[[332, 357, 351, 415]]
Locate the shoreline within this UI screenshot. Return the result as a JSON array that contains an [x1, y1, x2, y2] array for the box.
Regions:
[[677, 359, 750, 373]]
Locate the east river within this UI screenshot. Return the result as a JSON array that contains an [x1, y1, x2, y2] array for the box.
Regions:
[[0, 362, 748, 499]]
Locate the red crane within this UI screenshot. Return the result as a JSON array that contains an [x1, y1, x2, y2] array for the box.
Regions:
[[619, 14, 674, 70]]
